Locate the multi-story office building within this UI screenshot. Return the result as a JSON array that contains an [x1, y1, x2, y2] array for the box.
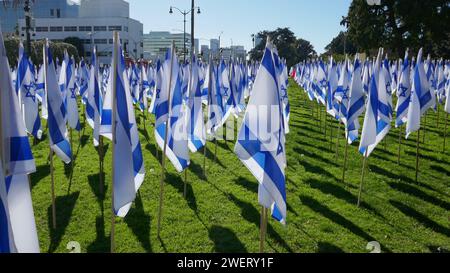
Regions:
[[17, 0, 143, 64], [0, 0, 79, 34], [143, 31, 192, 62]]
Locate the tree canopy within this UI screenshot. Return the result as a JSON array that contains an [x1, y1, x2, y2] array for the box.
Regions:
[[344, 0, 450, 58], [249, 27, 316, 68], [325, 31, 357, 56]]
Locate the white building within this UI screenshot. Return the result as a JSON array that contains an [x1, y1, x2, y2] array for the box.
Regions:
[[143, 31, 192, 62], [19, 0, 143, 65]]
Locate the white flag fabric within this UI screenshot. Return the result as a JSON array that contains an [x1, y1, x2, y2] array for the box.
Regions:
[[45, 41, 72, 164], [111, 34, 145, 217], [187, 55, 206, 153], [235, 40, 287, 224], [86, 47, 102, 147], [346, 56, 365, 144], [0, 29, 39, 253]]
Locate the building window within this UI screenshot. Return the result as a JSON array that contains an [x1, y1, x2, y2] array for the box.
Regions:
[[83, 39, 91, 44], [79, 26, 92, 32], [94, 26, 107, 32], [36, 26, 49, 32], [124, 26, 128, 32], [109, 39, 113, 44], [108, 26, 122, 31], [50, 9, 54, 16], [94, 39, 107, 44], [64, 26, 78, 32], [50, 26, 63, 32], [56, 9, 61, 18]]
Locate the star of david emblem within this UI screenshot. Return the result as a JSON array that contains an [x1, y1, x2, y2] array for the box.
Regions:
[[342, 87, 349, 100], [156, 88, 161, 99], [399, 85, 408, 97], [24, 83, 36, 102], [70, 88, 77, 99]]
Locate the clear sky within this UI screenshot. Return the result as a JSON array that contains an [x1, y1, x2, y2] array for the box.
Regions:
[[128, 0, 352, 54]]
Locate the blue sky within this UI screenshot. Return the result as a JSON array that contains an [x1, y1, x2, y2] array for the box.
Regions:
[[128, 0, 352, 54]]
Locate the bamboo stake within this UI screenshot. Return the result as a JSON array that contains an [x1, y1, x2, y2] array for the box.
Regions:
[[444, 113, 448, 152], [183, 168, 188, 199], [397, 126, 402, 165], [99, 136, 104, 195], [422, 113, 427, 144], [415, 129, 421, 183], [357, 149, 369, 207], [214, 137, 218, 163], [342, 137, 349, 186], [436, 103, 440, 129], [157, 41, 176, 238], [259, 206, 268, 253], [110, 31, 120, 253], [329, 117, 334, 151], [335, 120, 341, 160]]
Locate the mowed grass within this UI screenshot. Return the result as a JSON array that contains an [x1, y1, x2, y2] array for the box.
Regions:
[[29, 78, 449, 253]]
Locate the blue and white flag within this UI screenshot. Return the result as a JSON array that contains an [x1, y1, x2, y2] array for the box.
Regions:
[[149, 60, 162, 115], [395, 50, 411, 127], [206, 60, 225, 135], [346, 55, 365, 144], [335, 58, 351, 125], [86, 47, 102, 147], [45, 41, 72, 164], [35, 65, 47, 120], [187, 55, 206, 153], [111, 35, 145, 217], [359, 49, 390, 157], [0, 30, 39, 253], [130, 63, 140, 104], [155, 46, 190, 172], [139, 64, 150, 112], [77, 58, 89, 103], [235, 40, 287, 224], [16, 43, 42, 139], [326, 58, 340, 118], [406, 49, 433, 138]]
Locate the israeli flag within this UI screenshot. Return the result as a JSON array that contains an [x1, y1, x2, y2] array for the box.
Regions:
[[139, 64, 150, 112], [130, 63, 140, 104], [235, 39, 287, 224], [112, 36, 145, 217], [436, 60, 445, 103], [149, 59, 162, 115], [219, 60, 235, 125], [207, 60, 225, 135], [326, 58, 340, 119], [86, 47, 102, 147], [359, 48, 390, 157], [59, 51, 81, 131], [406, 49, 433, 138], [335, 58, 351, 124], [16, 43, 42, 139], [35, 65, 48, 120], [45, 41, 72, 164], [155, 46, 190, 172], [395, 50, 411, 128], [0, 30, 39, 253], [77, 58, 89, 103], [346, 55, 365, 144], [187, 55, 206, 153]]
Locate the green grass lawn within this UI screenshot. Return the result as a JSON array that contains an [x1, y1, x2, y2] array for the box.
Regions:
[[29, 79, 450, 253]]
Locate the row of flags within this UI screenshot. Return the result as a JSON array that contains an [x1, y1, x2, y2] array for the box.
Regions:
[[291, 48, 450, 157], [1, 25, 291, 252]]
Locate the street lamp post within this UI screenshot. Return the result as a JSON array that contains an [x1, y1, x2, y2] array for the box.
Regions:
[[169, 5, 201, 62], [24, 0, 32, 55]]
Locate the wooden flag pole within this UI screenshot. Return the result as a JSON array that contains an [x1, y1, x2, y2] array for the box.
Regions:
[[183, 168, 188, 199], [436, 103, 440, 129], [214, 137, 218, 163], [422, 113, 427, 144], [157, 41, 176, 238], [342, 137, 349, 186], [335, 120, 341, 160], [50, 148, 56, 229], [99, 135, 104, 195], [444, 113, 448, 152], [203, 141, 207, 177], [329, 116, 334, 151], [357, 149, 369, 207], [324, 110, 327, 139], [43, 42, 56, 229], [415, 129, 421, 183], [259, 206, 268, 253], [110, 31, 120, 253], [397, 126, 402, 165]]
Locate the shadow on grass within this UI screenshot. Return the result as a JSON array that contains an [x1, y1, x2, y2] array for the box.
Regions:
[[79, 134, 89, 148], [306, 179, 385, 219], [189, 160, 207, 181], [228, 194, 293, 252], [125, 193, 152, 252], [369, 164, 416, 184], [430, 165, 450, 177], [293, 146, 338, 167], [387, 182, 450, 211], [86, 216, 109, 253], [138, 127, 150, 142], [317, 241, 345, 253], [145, 143, 160, 163], [299, 195, 390, 253], [299, 160, 337, 181], [47, 191, 80, 253], [389, 200, 450, 237], [204, 145, 227, 169], [30, 164, 50, 190], [234, 176, 258, 194], [166, 172, 198, 213], [88, 172, 106, 211], [208, 225, 247, 253]]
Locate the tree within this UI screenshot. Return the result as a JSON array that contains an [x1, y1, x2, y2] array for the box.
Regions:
[[325, 31, 357, 55], [5, 37, 80, 67], [249, 27, 316, 68], [64, 37, 85, 57], [345, 0, 450, 58]]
